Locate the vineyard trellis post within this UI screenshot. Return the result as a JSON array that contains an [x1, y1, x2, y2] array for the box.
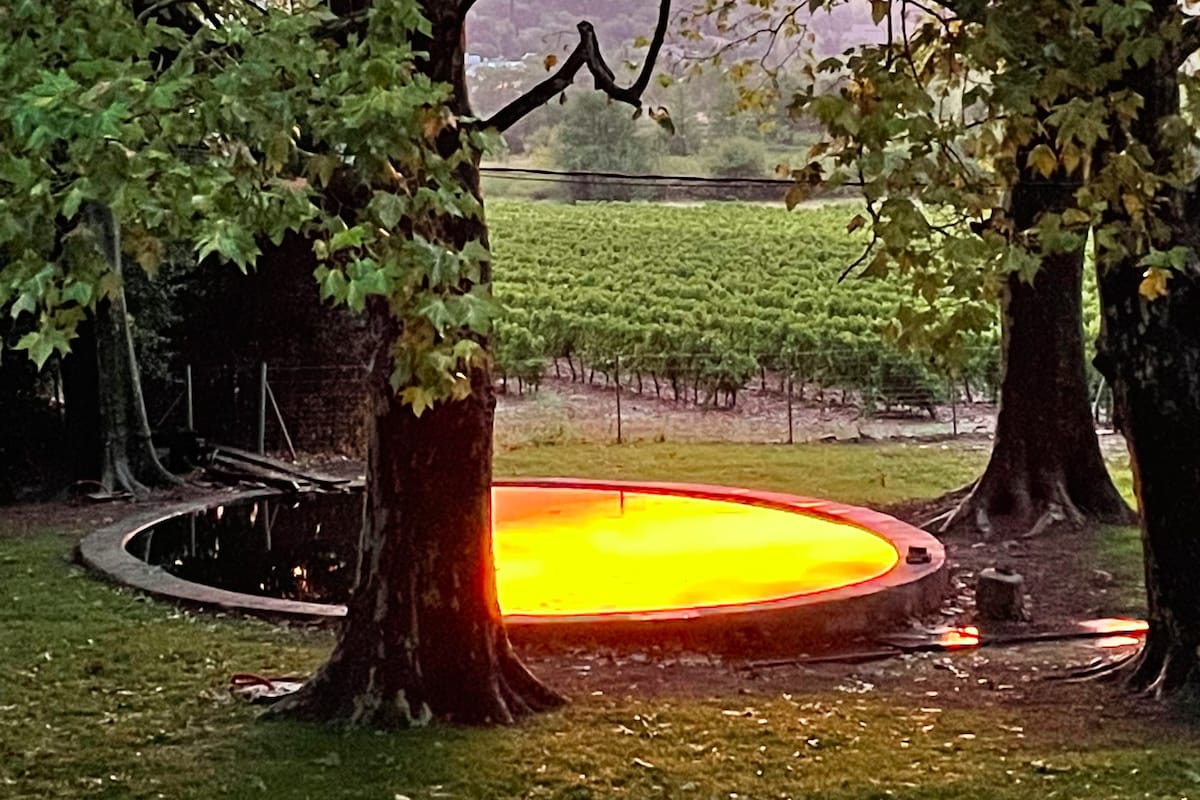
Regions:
[[615, 355, 623, 445], [786, 371, 794, 445], [950, 374, 958, 437]]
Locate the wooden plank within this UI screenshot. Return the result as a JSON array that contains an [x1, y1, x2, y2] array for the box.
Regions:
[[208, 454, 307, 491], [213, 445, 350, 486]]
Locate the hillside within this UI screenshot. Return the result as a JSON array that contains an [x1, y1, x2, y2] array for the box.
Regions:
[[465, 0, 882, 61]]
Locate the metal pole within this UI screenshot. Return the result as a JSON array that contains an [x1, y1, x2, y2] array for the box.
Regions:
[[786, 373, 794, 445], [185, 364, 194, 430], [257, 362, 267, 455], [266, 380, 299, 462], [615, 355, 623, 444]]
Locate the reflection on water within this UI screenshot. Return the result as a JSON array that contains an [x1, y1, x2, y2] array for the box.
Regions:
[[132, 494, 361, 604], [129, 487, 900, 616]]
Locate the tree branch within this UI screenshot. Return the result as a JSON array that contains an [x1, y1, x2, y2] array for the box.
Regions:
[[132, 0, 204, 34], [482, 0, 672, 133], [1174, 15, 1200, 70]]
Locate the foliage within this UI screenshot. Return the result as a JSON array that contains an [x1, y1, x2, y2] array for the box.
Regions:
[[0, 0, 494, 411], [703, 135, 768, 178], [553, 91, 662, 200], [490, 200, 1000, 406], [776, 0, 1200, 335]]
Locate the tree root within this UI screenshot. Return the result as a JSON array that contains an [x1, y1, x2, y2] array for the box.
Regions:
[[914, 481, 977, 530], [1051, 650, 1141, 682], [937, 487, 993, 537], [1124, 633, 1198, 700], [263, 634, 564, 728], [1058, 631, 1200, 700], [934, 473, 1100, 539]]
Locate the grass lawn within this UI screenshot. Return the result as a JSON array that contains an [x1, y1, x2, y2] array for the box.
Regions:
[[5, 440, 1188, 800], [496, 440, 992, 507]]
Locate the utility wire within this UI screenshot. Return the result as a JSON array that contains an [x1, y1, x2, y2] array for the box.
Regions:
[[479, 165, 1085, 190], [480, 166, 798, 186]]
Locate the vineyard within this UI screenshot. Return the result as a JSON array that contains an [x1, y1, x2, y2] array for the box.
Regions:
[[489, 201, 1001, 413]]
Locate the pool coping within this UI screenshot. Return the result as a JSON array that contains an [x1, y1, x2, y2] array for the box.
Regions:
[[78, 478, 948, 652]]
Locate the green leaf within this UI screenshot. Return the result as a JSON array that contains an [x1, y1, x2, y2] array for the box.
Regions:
[[329, 226, 368, 254], [62, 282, 93, 307], [317, 267, 348, 303], [15, 331, 53, 369], [62, 185, 86, 220], [400, 385, 436, 417], [11, 292, 37, 319], [370, 191, 409, 231]]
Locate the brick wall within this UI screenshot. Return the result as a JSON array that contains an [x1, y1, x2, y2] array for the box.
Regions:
[[173, 234, 373, 457]]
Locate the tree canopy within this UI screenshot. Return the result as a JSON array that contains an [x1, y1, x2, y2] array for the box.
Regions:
[[1, 0, 495, 413]]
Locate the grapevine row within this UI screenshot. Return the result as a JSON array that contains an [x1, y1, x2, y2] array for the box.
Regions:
[[489, 200, 1001, 410]]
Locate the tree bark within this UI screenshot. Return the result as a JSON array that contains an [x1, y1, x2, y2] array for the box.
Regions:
[[1094, 30, 1200, 695], [941, 157, 1134, 536], [1099, 250, 1200, 696], [268, 1, 562, 726], [67, 205, 179, 496]]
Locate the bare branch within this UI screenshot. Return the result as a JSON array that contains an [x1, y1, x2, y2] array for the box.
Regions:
[[482, 0, 672, 133]]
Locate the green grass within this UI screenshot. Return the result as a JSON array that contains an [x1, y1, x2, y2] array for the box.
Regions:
[[2, 441, 1178, 800], [1095, 525, 1146, 615], [496, 440, 991, 507]]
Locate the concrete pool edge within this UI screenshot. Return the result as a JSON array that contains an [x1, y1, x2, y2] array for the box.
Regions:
[[78, 480, 948, 653]]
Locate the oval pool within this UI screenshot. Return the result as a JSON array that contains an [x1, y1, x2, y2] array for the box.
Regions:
[[81, 479, 946, 652]]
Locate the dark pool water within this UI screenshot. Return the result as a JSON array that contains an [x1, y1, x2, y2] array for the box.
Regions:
[[128, 493, 363, 604]]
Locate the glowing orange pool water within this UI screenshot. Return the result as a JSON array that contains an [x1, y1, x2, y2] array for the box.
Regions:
[[491, 486, 900, 617]]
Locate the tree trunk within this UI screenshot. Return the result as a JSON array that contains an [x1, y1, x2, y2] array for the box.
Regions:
[[73, 205, 178, 495], [269, 2, 562, 725], [1100, 263, 1200, 695], [941, 157, 1133, 536], [1094, 33, 1200, 695], [268, 355, 562, 725]]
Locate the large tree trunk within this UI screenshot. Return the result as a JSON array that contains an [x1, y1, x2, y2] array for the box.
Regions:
[[269, 1, 562, 726], [1094, 29, 1200, 696], [942, 168, 1133, 536], [1100, 264, 1200, 696], [268, 354, 562, 725]]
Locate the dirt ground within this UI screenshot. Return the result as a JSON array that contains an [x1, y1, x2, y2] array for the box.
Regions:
[[495, 376, 1001, 446]]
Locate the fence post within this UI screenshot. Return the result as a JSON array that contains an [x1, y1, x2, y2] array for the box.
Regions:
[[257, 362, 268, 455], [185, 364, 194, 430], [786, 372, 794, 445], [950, 373, 959, 437], [1092, 378, 1106, 425], [615, 354, 623, 444]]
